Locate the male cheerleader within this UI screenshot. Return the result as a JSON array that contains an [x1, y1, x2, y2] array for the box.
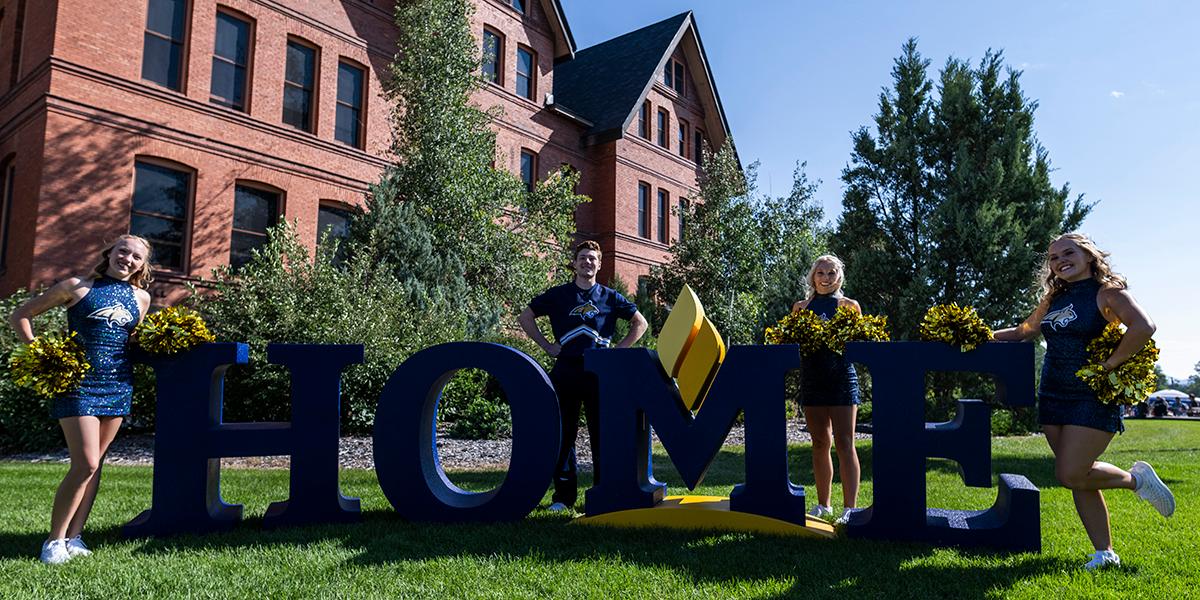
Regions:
[[518, 240, 648, 511]]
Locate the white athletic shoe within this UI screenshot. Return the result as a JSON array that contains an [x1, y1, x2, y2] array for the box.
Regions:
[[807, 504, 833, 519], [39, 539, 70, 565], [1131, 461, 1176, 518], [835, 508, 861, 525], [65, 535, 92, 558], [547, 502, 570, 512], [1083, 549, 1121, 570]]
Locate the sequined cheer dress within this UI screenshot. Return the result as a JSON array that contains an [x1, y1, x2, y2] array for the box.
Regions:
[[1037, 277, 1123, 433], [798, 293, 860, 406], [50, 276, 140, 419]]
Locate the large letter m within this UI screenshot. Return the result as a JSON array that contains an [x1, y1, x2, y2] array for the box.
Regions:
[[584, 346, 806, 524]]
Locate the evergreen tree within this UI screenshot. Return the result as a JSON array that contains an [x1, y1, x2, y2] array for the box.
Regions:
[[836, 39, 1090, 338], [835, 39, 1091, 419], [347, 0, 587, 334]]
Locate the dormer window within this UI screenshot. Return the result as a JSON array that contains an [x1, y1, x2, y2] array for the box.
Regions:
[[511, 0, 525, 14]]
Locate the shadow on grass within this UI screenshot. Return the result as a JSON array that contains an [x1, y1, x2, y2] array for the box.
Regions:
[[35, 510, 1073, 599], [0, 443, 1075, 599]]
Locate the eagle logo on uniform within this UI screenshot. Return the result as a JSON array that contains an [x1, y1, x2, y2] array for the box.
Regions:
[[1042, 304, 1077, 331], [569, 302, 600, 319], [88, 304, 134, 328]]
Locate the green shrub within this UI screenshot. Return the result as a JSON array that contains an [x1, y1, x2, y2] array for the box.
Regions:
[[190, 223, 466, 434]]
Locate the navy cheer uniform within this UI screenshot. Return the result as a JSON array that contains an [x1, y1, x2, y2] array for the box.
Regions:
[[798, 293, 860, 407], [1038, 278, 1123, 433], [51, 276, 141, 419], [528, 281, 638, 506]]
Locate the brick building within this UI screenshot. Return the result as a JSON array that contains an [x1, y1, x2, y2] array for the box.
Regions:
[[0, 0, 733, 302]]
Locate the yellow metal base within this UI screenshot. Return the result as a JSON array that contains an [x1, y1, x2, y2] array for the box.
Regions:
[[573, 495, 836, 539]]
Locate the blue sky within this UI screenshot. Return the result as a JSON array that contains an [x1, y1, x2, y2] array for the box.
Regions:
[[561, 0, 1200, 380]]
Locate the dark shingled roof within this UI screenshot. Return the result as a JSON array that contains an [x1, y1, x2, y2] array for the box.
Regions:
[[552, 12, 690, 142]]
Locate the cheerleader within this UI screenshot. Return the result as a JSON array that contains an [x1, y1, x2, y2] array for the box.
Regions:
[[994, 233, 1174, 569], [792, 255, 862, 523], [10, 235, 152, 564]]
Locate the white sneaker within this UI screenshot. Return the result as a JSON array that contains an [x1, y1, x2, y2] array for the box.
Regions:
[[807, 504, 833, 519], [1083, 549, 1121, 570], [1131, 461, 1176, 518], [835, 508, 861, 525], [65, 535, 92, 558], [547, 502, 570, 512], [39, 539, 70, 565]]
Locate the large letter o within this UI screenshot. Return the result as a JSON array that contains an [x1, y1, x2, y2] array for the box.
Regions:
[[374, 342, 560, 521]]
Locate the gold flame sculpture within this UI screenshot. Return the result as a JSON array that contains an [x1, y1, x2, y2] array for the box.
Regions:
[[657, 285, 726, 411]]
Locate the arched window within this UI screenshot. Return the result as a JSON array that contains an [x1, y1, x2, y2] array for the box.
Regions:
[[130, 158, 194, 270], [230, 182, 282, 269]]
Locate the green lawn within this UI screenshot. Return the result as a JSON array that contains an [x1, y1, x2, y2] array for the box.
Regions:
[[1, 420, 1196, 599]]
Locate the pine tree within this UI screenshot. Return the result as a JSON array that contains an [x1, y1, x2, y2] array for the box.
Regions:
[[347, 0, 587, 334], [837, 40, 1089, 337], [835, 39, 1091, 419]]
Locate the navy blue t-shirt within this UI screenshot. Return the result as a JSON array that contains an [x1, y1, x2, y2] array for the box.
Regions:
[[529, 282, 638, 358]]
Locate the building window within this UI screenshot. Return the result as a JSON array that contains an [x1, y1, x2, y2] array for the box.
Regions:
[[7, 0, 26, 90], [678, 198, 687, 242], [142, 0, 189, 91], [230, 184, 280, 269], [283, 40, 317, 132], [210, 10, 251, 111], [657, 109, 669, 148], [657, 189, 669, 243], [516, 46, 535, 100], [678, 119, 689, 159], [131, 160, 191, 271], [637, 182, 650, 238], [638, 101, 649, 139], [335, 61, 365, 147], [520, 150, 536, 192], [482, 28, 502, 85], [318, 203, 353, 264], [694, 128, 705, 163], [511, 0, 525, 13], [673, 60, 685, 95], [663, 61, 673, 89], [0, 160, 14, 271]]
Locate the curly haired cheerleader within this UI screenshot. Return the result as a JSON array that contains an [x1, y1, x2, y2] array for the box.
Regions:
[[10, 235, 153, 564], [792, 255, 862, 524], [994, 233, 1174, 569]]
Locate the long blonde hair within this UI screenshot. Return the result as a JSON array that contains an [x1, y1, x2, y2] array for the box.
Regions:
[[91, 234, 155, 289], [805, 254, 845, 299], [1039, 232, 1125, 302]]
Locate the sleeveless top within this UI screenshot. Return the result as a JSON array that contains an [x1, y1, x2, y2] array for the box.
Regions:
[[51, 276, 141, 418], [798, 293, 860, 405], [1038, 278, 1106, 403]]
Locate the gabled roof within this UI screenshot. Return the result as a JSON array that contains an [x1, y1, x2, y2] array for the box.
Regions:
[[540, 0, 577, 59], [552, 13, 688, 142], [551, 11, 735, 159]]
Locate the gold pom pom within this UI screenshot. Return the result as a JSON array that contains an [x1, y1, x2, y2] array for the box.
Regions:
[[765, 309, 827, 356], [919, 303, 994, 352], [1074, 322, 1159, 405], [9, 332, 91, 398], [135, 306, 216, 355], [826, 305, 891, 354], [766, 306, 890, 355]]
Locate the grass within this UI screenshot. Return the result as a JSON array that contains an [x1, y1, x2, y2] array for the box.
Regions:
[[0, 420, 1196, 599]]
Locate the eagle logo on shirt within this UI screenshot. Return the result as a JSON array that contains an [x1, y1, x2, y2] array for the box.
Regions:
[[569, 302, 600, 319], [1042, 304, 1077, 331], [88, 304, 134, 328]]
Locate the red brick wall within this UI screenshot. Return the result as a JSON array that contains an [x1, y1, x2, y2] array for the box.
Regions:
[[0, 0, 722, 305]]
